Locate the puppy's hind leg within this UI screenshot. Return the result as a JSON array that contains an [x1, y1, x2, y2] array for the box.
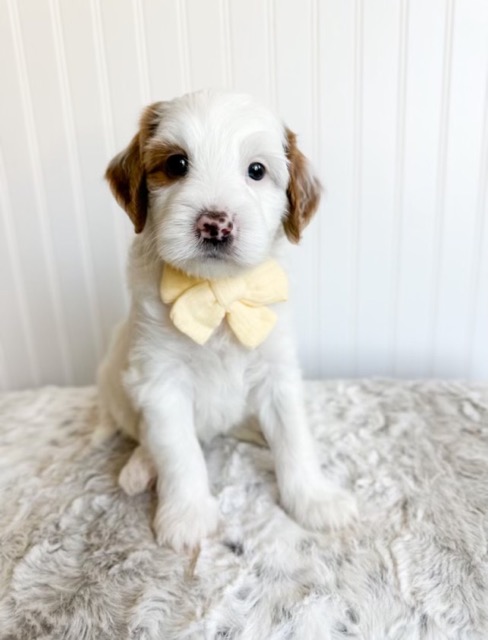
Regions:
[[119, 444, 157, 496], [94, 319, 139, 446], [91, 405, 118, 447]]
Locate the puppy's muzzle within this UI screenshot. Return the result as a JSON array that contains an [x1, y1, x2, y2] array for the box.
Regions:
[[196, 211, 235, 247]]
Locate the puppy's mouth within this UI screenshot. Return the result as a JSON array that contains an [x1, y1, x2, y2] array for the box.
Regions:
[[198, 235, 234, 260]]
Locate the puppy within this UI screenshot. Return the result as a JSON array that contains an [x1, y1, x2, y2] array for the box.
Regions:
[[97, 90, 356, 551]]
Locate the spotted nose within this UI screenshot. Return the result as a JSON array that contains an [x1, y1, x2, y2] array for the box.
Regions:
[[196, 211, 235, 243]]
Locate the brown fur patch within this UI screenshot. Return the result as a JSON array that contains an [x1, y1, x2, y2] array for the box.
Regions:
[[144, 141, 188, 189], [105, 133, 147, 233], [105, 102, 164, 234], [284, 128, 322, 243]]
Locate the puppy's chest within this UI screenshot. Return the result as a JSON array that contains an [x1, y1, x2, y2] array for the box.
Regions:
[[190, 343, 254, 440]]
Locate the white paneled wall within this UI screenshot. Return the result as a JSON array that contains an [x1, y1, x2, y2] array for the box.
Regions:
[[0, 0, 487, 390]]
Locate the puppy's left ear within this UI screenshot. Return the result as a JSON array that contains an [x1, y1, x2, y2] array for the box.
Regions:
[[283, 128, 322, 243]]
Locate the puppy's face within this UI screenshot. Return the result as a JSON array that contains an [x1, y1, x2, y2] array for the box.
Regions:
[[106, 90, 321, 279]]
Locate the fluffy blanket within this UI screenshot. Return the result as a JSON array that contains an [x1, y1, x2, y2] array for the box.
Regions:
[[1, 380, 488, 640]]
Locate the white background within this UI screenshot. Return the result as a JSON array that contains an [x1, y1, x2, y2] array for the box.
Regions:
[[0, 0, 487, 390]]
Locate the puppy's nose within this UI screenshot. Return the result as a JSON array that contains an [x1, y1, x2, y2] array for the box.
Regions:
[[196, 211, 234, 242]]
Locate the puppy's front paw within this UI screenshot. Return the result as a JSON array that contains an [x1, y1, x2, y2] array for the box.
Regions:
[[153, 494, 220, 552], [283, 481, 357, 532]]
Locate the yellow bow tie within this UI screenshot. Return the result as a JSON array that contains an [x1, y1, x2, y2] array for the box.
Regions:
[[160, 260, 288, 348]]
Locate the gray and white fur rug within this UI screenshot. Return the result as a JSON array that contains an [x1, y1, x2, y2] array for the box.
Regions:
[[1, 380, 488, 640]]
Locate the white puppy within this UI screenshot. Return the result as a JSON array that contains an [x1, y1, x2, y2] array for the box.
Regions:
[[97, 90, 356, 551]]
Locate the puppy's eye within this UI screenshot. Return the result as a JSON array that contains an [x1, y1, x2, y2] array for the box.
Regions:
[[165, 154, 189, 178], [248, 162, 266, 181]]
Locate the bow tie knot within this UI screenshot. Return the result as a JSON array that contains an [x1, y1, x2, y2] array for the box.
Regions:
[[208, 277, 247, 310], [160, 260, 288, 348]]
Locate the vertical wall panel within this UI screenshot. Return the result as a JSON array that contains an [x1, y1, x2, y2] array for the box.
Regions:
[[318, 0, 357, 377], [89, 0, 133, 275], [274, 0, 322, 377], [468, 69, 488, 381], [228, 0, 269, 100], [469, 188, 488, 380], [15, 0, 99, 384], [432, 0, 488, 377], [0, 0, 487, 389], [140, 0, 188, 99], [49, 0, 103, 362], [97, 0, 143, 146], [354, 0, 401, 376], [58, 0, 128, 347], [0, 146, 38, 389], [393, 0, 446, 377], [0, 0, 70, 385], [0, 341, 8, 392], [185, 0, 227, 91]]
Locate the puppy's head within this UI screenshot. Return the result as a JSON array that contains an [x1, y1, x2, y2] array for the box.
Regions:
[[106, 90, 321, 278]]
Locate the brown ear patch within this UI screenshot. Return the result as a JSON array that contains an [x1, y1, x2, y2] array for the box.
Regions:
[[284, 128, 322, 243], [105, 102, 164, 234], [105, 133, 147, 233]]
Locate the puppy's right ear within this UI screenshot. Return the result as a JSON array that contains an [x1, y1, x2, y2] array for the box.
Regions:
[[105, 133, 147, 233], [105, 103, 163, 234]]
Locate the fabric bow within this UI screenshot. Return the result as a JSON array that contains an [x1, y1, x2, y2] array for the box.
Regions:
[[160, 260, 288, 348]]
